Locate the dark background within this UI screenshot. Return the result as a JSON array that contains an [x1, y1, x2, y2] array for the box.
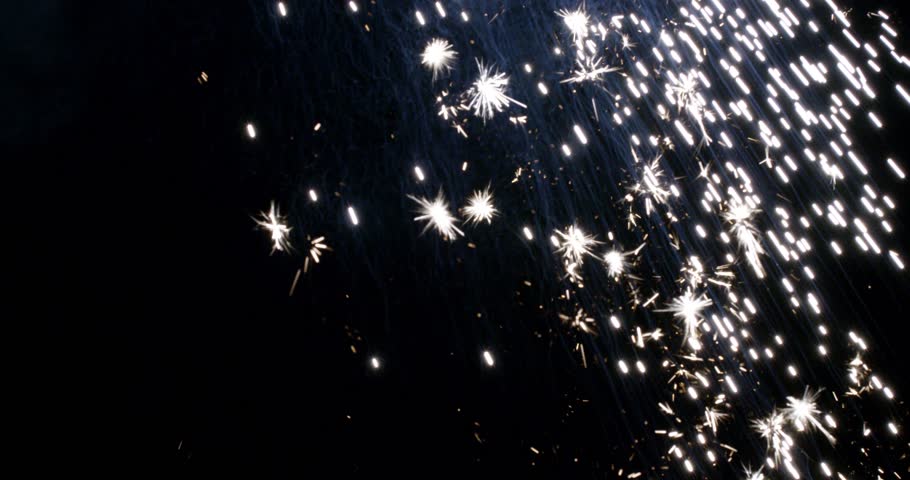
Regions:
[[9, 1, 909, 477]]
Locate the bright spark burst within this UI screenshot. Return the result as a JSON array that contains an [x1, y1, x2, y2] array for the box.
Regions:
[[554, 225, 599, 266], [466, 60, 526, 120], [783, 388, 836, 444], [669, 71, 702, 114], [620, 33, 635, 50], [661, 289, 712, 351], [723, 200, 765, 278], [631, 155, 672, 217], [743, 466, 766, 480], [704, 407, 729, 434], [561, 56, 621, 84], [461, 187, 497, 225], [408, 191, 463, 241], [255, 201, 291, 253], [557, 7, 589, 42], [603, 249, 631, 278], [420, 38, 458, 80], [753, 410, 794, 464]]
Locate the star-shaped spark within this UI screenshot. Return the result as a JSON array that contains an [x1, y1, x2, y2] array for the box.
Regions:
[[420, 38, 457, 80], [561, 56, 621, 84], [557, 7, 590, 42], [631, 155, 672, 216], [753, 410, 794, 464], [743, 466, 766, 480], [661, 289, 712, 351], [603, 249, 628, 277], [466, 60, 526, 120], [255, 201, 292, 253], [783, 388, 835, 444], [620, 33, 636, 50], [461, 187, 497, 225], [723, 200, 765, 278], [703, 407, 729, 434], [669, 71, 701, 113], [408, 191, 463, 241], [554, 225, 600, 266]]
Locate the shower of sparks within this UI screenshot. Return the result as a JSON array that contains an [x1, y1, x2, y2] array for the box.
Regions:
[[255, 201, 291, 253], [420, 38, 457, 80], [561, 56, 622, 84], [408, 191, 463, 241], [466, 60, 526, 120], [261, 1, 910, 476], [462, 187, 497, 225]]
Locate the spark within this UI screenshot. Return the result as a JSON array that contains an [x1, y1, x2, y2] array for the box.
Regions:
[[783, 388, 836, 444], [408, 191, 463, 241], [753, 410, 794, 464], [561, 56, 621, 84], [704, 407, 729, 434], [554, 225, 599, 266], [483, 350, 495, 367], [466, 60, 526, 120], [621, 33, 636, 50], [306, 235, 330, 265], [631, 155, 672, 216], [669, 71, 701, 113], [462, 187, 497, 225], [723, 201, 765, 277], [557, 7, 590, 42], [743, 466, 766, 480], [602, 249, 634, 278], [420, 38, 457, 80], [255, 201, 291, 253], [661, 289, 712, 350]]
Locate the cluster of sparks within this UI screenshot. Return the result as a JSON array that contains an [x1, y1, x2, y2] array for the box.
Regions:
[[256, 0, 909, 477]]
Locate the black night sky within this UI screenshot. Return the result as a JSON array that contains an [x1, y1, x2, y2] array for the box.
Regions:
[[13, 1, 910, 477]]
